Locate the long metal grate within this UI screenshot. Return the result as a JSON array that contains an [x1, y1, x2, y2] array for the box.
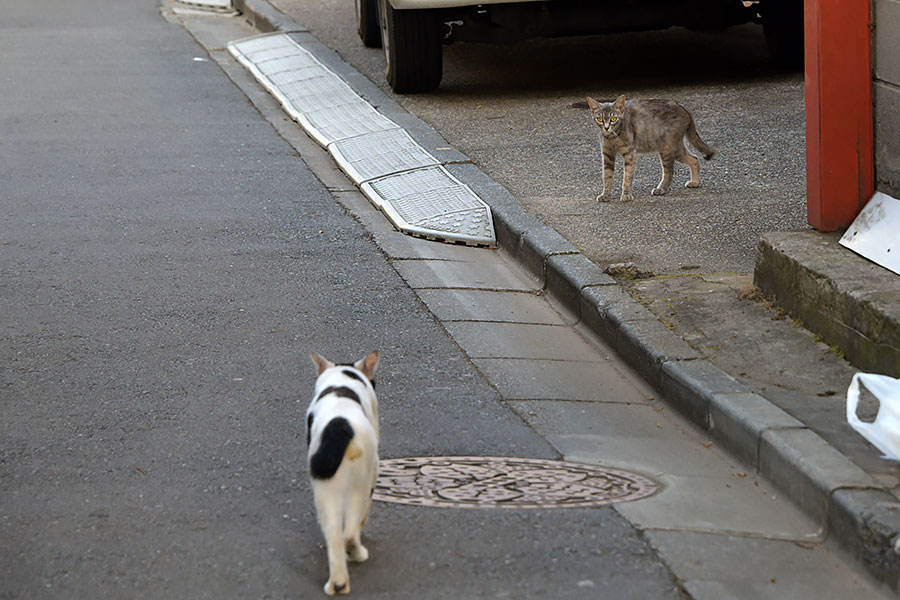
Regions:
[[227, 32, 496, 246]]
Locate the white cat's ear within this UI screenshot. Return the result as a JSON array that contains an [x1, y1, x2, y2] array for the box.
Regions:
[[310, 352, 334, 376], [586, 96, 600, 111], [355, 350, 380, 381], [614, 95, 626, 112]]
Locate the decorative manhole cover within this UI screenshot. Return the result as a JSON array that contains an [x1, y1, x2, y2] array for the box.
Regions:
[[373, 456, 659, 509]]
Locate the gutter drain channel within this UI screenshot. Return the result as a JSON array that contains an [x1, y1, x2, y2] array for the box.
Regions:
[[228, 32, 496, 246]]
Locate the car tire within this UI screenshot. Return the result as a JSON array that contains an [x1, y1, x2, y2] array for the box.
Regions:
[[378, 0, 442, 93], [356, 0, 381, 48], [762, 0, 804, 68]]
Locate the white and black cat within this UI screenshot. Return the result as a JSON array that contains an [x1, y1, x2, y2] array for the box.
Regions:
[[306, 351, 380, 596]]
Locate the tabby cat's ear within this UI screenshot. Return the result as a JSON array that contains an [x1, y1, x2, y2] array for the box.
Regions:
[[355, 350, 380, 381], [310, 352, 334, 376], [586, 96, 600, 111], [614, 95, 626, 112]]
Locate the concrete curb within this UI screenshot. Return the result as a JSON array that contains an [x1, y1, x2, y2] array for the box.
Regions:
[[227, 2, 900, 589]]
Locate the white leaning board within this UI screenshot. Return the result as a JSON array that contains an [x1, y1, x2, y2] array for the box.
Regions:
[[840, 192, 900, 276]]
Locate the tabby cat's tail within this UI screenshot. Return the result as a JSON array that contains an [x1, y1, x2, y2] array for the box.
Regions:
[[687, 119, 715, 161]]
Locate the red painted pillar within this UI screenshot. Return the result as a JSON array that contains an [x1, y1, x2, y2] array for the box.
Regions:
[[804, 0, 874, 231]]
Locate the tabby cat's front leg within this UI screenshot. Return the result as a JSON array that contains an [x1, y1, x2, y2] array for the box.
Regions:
[[597, 147, 616, 202], [621, 150, 636, 202]]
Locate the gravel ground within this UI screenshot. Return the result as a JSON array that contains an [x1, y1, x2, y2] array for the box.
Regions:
[[273, 0, 808, 274]]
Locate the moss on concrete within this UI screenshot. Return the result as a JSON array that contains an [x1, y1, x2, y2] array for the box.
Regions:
[[754, 231, 900, 377]]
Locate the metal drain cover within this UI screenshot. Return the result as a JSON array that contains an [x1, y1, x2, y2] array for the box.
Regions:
[[228, 33, 497, 247], [228, 34, 394, 147], [330, 128, 440, 185], [374, 456, 659, 509], [362, 166, 495, 246]]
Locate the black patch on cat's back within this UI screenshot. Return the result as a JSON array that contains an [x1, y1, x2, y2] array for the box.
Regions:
[[310, 417, 354, 480], [342, 369, 376, 390], [342, 369, 364, 383], [316, 385, 360, 404], [339, 364, 376, 388]]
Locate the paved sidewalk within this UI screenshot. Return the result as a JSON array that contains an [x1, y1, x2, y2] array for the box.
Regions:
[[173, 9, 893, 596], [229, 0, 900, 590], [0, 2, 677, 597]]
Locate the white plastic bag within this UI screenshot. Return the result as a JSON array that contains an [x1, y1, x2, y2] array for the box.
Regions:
[[847, 373, 900, 461]]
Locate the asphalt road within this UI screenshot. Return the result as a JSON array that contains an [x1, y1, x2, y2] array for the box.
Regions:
[[0, 1, 683, 597], [272, 0, 808, 275]]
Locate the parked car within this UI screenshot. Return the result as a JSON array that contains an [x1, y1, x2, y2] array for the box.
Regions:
[[355, 0, 803, 93]]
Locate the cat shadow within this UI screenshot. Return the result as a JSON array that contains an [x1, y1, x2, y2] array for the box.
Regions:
[[436, 24, 801, 98]]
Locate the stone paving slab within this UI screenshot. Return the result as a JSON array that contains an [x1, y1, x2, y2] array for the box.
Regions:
[[442, 322, 600, 361], [509, 401, 671, 438], [546, 432, 744, 478], [544, 420, 820, 539], [415, 289, 571, 325], [616, 473, 822, 541], [645, 530, 894, 600], [475, 359, 644, 401], [392, 259, 539, 291], [504, 372, 824, 541]]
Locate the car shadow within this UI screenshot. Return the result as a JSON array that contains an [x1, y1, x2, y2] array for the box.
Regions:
[[437, 24, 802, 97]]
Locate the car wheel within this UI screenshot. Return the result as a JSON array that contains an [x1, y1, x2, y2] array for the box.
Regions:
[[356, 0, 381, 48], [761, 0, 804, 68], [378, 0, 442, 93]]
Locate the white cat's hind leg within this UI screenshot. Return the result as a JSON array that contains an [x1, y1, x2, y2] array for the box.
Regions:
[[315, 488, 351, 595], [344, 484, 374, 563], [323, 523, 351, 595], [346, 537, 369, 563], [322, 523, 351, 595]]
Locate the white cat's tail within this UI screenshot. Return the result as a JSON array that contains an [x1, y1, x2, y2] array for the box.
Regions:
[[309, 417, 357, 480], [686, 119, 715, 161]]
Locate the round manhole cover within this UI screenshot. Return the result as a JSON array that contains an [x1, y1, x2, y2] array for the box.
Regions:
[[373, 456, 659, 509]]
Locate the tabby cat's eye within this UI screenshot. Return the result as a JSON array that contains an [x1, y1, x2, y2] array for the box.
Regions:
[[610, 117, 618, 122], [595, 117, 603, 124]]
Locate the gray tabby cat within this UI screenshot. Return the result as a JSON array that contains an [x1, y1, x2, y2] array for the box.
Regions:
[[587, 95, 715, 202]]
